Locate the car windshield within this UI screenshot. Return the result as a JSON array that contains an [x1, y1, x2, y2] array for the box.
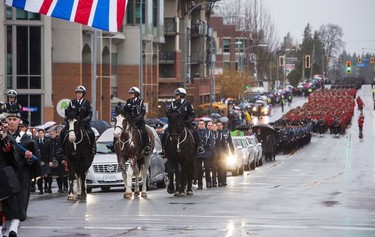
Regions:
[[96, 142, 113, 154]]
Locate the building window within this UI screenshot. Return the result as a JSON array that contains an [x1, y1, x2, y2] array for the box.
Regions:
[[223, 38, 230, 53], [15, 26, 42, 89], [235, 39, 245, 53], [153, 0, 158, 27], [126, 0, 145, 25]]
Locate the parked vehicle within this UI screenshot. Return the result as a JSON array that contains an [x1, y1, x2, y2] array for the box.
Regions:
[[90, 120, 112, 135], [86, 126, 167, 193], [226, 147, 244, 176], [245, 135, 264, 167], [232, 136, 255, 171]]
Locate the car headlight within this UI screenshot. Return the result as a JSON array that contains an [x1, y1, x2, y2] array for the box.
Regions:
[[252, 107, 257, 112], [227, 155, 236, 166]]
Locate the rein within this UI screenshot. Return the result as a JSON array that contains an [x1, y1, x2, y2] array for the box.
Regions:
[[170, 127, 188, 153]]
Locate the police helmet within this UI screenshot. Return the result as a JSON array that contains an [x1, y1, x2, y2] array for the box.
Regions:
[[128, 87, 140, 96], [75, 85, 87, 95], [7, 90, 17, 98], [174, 88, 186, 96]]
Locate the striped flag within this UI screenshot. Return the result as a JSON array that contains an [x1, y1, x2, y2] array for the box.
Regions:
[[5, 0, 127, 32]]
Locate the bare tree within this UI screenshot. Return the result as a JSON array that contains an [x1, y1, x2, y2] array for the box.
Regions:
[[319, 24, 345, 59], [217, 0, 278, 84]]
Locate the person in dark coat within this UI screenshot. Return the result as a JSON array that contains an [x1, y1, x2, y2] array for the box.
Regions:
[[0, 119, 18, 237], [49, 130, 67, 193], [3, 110, 41, 237], [0, 90, 22, 115], [195, 120, 214, 189], [216, 121, 235, 186], [263, 135, 276, 162], [35, 129, 53, 194]]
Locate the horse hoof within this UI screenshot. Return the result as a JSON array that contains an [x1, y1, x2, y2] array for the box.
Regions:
[[141, 192, 147, 198], [67, 195, 75, 201], [177, 192, 186, 197], [167, 186, 175, 194], [173, 191, 180, 196], [134, 191, 140, 197], [186, 190, 194, 196], [124, 193, 132, 199], [75, 195, 81, 200]]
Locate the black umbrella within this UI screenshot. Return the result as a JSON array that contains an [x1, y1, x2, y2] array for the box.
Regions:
[[211, 113, 221, 119], [251, 124, 276, 136]]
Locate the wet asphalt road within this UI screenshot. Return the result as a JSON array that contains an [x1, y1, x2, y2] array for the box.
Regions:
[[16, 86, 375, 237]]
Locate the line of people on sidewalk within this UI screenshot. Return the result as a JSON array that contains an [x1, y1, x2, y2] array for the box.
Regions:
[[193, 120, 235, 189]]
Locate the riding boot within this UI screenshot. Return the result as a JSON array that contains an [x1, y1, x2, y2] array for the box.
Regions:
[[142, 128, 151, 155], [160, 129, 168, 157]]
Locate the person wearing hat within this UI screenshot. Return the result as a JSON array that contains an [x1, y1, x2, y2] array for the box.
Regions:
[[58, 85, 96, 157], [122, 86, 151, 155], [2, 110, 41, 237], [154, 123, 164, 141], [0, 90, 22, 115]]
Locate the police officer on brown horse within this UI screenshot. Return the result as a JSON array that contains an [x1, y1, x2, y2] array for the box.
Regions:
[[122, 87, 151, 155]]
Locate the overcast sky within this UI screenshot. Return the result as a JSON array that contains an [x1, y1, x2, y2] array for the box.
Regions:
[[262, 0, 375, 55]]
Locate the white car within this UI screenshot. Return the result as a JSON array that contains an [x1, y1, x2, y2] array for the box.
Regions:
[[86, 126, 167, 193], [225, 147, 244, 176], [245, 135, 264, 167], [232, 136, 256, 171]]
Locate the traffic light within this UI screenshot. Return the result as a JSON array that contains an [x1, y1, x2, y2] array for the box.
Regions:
[[358, 57, 362, 63], [346, 61, 351, 73], [279, 56, 285, 67], [245, 85, 249, 90], [371, 57, 375, 64], [305, 55, 311, 68]]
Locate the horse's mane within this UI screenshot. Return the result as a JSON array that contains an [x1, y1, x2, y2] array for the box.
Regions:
[[65, 104, 78, 121]]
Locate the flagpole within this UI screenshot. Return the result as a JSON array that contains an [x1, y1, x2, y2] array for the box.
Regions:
[[139, 0, 144, 98], [92, 29, 98, 120]]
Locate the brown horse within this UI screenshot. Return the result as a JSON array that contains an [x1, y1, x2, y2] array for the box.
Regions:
[[113, 112, 154, 199]]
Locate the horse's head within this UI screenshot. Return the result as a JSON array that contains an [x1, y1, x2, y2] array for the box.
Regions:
[[113, 112, 134, 139], [65, 104, 79, 143], [167, 112, 185, 141]]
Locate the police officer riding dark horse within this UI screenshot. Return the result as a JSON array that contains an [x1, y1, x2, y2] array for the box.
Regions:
[[58, 85, 96, 159], [161, 87, 203, 156]]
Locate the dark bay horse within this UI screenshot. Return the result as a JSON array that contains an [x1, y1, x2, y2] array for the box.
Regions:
[[63, 106, 94, 202], [165, 112, 196, 196], [113, 112, 154, 199]]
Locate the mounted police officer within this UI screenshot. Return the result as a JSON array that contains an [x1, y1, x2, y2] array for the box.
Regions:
[[122, 87, 151, 155], [161, 88, 203, 156], [58, 86, 96, 157], [0, 90, 22, 115]]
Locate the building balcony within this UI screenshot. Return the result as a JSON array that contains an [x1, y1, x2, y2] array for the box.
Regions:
[[159, 50, 176, 64]]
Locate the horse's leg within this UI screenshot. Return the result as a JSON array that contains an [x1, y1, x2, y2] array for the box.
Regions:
[[79, 172, 88, 202], [174, 162, 182, 196], [133, 164, 140, 198], [124, 161, 133, 199], [67, 163, 75, 200], [141, 155, 151, 198], [186, 155, 195, 195], [119, 159, 129, 199], [75, 174, 81, 200]]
